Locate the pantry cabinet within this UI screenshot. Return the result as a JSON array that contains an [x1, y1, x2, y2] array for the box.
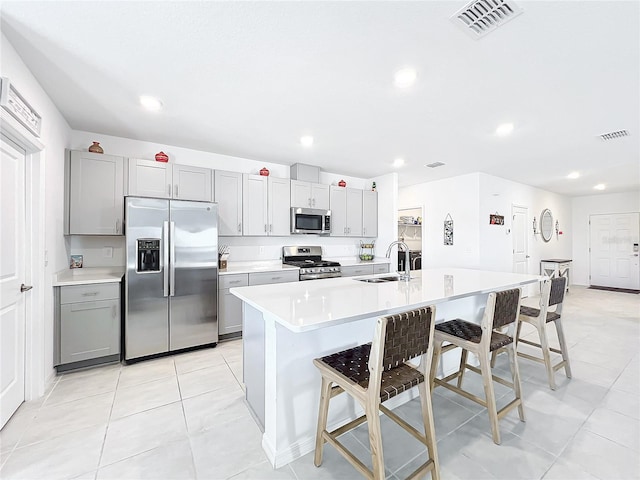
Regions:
[[128, 159, 212, 201], [65, 150, 125, 235]]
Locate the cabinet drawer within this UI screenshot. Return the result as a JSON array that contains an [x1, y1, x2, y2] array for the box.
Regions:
[[219, 274, 249, 290], [373, 263, 390, 274], [249, 270, 299, 286], [341, 265, 374, 277], [60, 283, 120, 304]]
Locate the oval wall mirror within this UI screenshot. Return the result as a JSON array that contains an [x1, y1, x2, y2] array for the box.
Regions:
[[540, 209, 553, 242]]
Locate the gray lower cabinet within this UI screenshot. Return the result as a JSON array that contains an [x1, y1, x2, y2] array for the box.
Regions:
[[55, 282, 121, 370], [219, 274, 249, 336], [218, 270, 299, 337], [341, 263, 390, 277]]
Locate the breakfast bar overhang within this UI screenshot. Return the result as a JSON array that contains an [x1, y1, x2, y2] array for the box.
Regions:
[[231, 268, 543, 468]]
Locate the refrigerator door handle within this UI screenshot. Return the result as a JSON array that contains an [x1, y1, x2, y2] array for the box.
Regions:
[[170, 221, 176, 297], [163, 221, 169, 297]]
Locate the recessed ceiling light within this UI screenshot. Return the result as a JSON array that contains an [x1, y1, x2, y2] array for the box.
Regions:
[[393, 158, 405, 168], [567, 172, 580, 179], [300, 135, 314, 147], [139, 95, 163, 111], [394, 68, 417, 88], [495, 123, 514, 136], [594, 184, 606, 190]]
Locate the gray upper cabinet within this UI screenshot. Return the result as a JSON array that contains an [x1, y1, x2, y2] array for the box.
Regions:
[[215, 170, 243, 236], [242, 174, 291, 236], [66, 150, 125, 235], [330, 186, 363, 237], [128, 159, 212, 201], [290, 180, 330, 210], [362, 190, 378, 238]]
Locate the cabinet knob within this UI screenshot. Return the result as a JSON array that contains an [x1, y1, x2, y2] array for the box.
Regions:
[[238, 223, 242, 232], [175, 185, 179, 198]]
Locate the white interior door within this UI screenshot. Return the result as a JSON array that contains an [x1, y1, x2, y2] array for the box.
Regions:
[[512, 206, 530, 296], [590, 213, 640, 290], [0, 135, 26, 428]]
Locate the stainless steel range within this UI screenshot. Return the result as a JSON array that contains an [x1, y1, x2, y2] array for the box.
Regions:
[[282, 246, 341, 281]]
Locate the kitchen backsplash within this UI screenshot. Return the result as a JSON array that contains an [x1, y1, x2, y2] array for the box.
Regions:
[[69, 235, 368, 267]]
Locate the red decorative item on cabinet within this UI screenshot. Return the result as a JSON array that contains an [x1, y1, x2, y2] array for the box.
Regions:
[[260, 167, 270, 176], [155, 151, 169, 162], [338, 179, 346, 187]]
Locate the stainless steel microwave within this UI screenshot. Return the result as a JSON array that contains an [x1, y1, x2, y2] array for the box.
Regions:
[[290, 207, 331, 235]]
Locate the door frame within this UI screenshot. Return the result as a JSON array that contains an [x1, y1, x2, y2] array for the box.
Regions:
[[2, 113, 46, 401], [512, 204, 531, 295]]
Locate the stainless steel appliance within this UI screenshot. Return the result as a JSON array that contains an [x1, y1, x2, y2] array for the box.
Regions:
[[125, 197, 218, 361], [290, 207, 331, 235], [398, 250, 422, 271], [282, 246, 341, 280]]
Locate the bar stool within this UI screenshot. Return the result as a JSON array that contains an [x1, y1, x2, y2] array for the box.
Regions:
[[509, 276, 571, 390], [429, 288, 524, 445], [313, 306, 440, 480]]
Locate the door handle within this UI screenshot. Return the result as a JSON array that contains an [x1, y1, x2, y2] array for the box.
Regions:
[[163, 221, 169, 297], [238, 223, 242, 233], [170, 221, 176, 297], [20, 284, 33, 292], [526, 255, 530, 258], [175, 185, 179, 198]]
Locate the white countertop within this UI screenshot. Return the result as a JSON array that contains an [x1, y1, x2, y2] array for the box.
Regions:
[[54, 267, 125, 286], [231, 268, 543, 333]]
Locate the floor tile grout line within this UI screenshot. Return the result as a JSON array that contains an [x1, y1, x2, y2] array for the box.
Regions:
[[174, 359, 200, 480], [95, 365, 122, 475]]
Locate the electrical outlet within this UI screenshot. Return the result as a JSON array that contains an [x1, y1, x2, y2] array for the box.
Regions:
[[259, 246, 264, 256], [103, 247, 113, 258]]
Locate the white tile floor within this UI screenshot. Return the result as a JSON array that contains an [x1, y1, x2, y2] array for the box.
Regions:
[[0, 286, 638, 480]]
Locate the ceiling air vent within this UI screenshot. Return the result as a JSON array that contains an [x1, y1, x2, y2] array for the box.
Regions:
[[451, 0, 524, 39], [425, 162, 445, 168], [599, 130, 629, 141]]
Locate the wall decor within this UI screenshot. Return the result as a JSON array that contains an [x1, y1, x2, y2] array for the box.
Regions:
[[0, 77, 42, 137], [155, 151, 169, 162], [489, 213, 504, 225], [540, 209, 553, 242], [444, 213, 453, 245], [532, 216, 538, 235]]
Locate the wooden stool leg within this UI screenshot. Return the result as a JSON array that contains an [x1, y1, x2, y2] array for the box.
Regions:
[[507, 342, 525, 422], [418, 381, 440, 480], [366, 402, 385, 480], [457, 349, 469, 388], [537, 322, 557, 390], [478, 352, 501, 445], [314, 376, 332, 467], [490, 349, 499, 368], [429, 341, 443, 390], [554, 319, 572, 378]]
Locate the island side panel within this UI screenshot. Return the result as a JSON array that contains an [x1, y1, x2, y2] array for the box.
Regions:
[[243, 303, 266, 431]]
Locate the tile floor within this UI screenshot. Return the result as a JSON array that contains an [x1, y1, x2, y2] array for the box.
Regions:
[[0, 286, 638, 480]]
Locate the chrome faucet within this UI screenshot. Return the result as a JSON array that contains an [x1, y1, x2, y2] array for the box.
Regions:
[[386, 241, 411, 281]]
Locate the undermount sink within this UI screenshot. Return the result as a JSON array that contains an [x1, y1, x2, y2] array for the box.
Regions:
[[355, 276, 401, 283]]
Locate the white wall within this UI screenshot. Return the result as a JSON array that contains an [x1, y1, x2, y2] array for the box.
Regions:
[[399, 172, 573, 292], [1, 33, 72, 393], [571, 191, 640, 285], [478, 173, 572, 276], [399, 173, 481, 268]]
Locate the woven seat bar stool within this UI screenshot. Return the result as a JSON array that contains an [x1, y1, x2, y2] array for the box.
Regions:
[[429, 288, 524, 445], [493, 276, 571, 390], [313, 306, 440, 480]]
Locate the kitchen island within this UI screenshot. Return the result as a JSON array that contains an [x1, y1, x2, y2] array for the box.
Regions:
[[230, 268, 542, 468]]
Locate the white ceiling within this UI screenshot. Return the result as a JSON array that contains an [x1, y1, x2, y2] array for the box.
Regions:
[[1, 1, 638, 196]]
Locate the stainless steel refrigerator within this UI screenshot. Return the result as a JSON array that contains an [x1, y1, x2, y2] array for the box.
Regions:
[[125, 196, 218, 361]]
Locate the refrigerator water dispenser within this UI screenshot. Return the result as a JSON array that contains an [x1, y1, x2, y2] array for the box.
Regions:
[[137, 239, 160, 272]]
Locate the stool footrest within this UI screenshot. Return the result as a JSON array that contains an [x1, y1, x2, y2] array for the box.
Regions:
[[434, 377, 487, 407], [497, 398, 523, 420], [380, 404, 427, 445], [465, 364, 515, 389], [322, 430, 372, 479]]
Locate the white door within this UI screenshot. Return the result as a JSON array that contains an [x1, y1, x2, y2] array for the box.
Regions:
[[268, 177, 290, 236], [214, 170, 243, 236], [590, 213, 640, 290], [512, 205, 529, 274], [242, 174, 268, 236], [0, 135, 26, 428]]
